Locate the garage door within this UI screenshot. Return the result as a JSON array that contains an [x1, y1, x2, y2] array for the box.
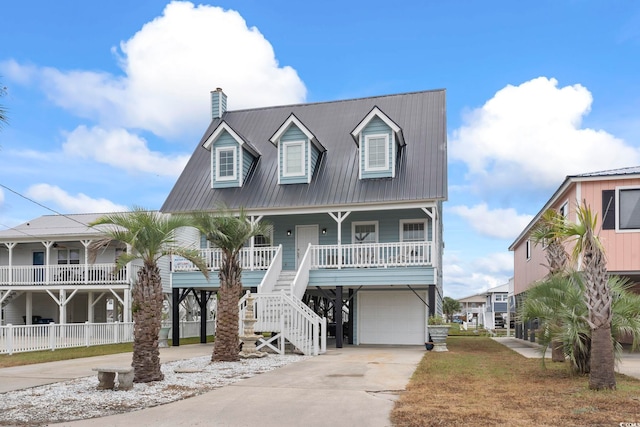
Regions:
[[358, 290, 426, 345]]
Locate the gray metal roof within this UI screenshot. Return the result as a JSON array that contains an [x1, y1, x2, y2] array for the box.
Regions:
[[573, 166, 640, 177], [0, 213, 113, 242], [161, 89, 447, 214]]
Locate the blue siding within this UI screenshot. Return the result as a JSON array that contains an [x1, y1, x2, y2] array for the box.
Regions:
[[212, 130, 241, 189], [279, 125, 309, 185], [242, 148, 255, 182], [264, 209, 434, 271], [360, 117, 393, 179], [172, 270, 265, 289], [309, 267, 434, 286], [310, 144, 320, 176], [494, 302, 508, 312]]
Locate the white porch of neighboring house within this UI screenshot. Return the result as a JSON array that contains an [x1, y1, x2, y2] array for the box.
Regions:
[[0, 239, 134, 327]]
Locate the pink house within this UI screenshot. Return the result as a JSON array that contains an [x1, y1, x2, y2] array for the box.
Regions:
[[509, 166, 640, 340]]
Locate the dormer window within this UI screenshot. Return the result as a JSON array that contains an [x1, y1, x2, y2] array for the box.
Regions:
[[202, 121, 260, 189], [215, 146, 237, 181], [364, 134, 389, 172], [270, 113, 326, 185], [351, 106, 405, 180], [283, 141, 305, 177]]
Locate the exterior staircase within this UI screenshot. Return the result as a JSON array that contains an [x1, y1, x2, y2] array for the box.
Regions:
[[272, 271, 296, 296]]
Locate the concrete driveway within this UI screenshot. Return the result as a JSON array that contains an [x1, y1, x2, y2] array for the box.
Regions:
[[54, 345, 424, 427]]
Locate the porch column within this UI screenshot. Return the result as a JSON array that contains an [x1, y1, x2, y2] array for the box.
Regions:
[[328, 212, 351, 269], [123, 288, 131, 323], [81, 240, 92, 284], [59, 289, 66, 324], [25, 292, 33, 325], [5, 243, 16, 285], [348, 289, 354, 345], [172, 288, 180, 346], [42, 241, 54, 283], [88, 292, 95, 323], [335, 286, 343, 348], [248, 215, 263, 271], [200, 290, 207, 344]]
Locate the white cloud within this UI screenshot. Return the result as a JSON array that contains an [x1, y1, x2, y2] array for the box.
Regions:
[[449, 203, 533, 240], [4, 2, 306, 140], [62, 125, 189, 177], [450, 77, 640, 190], [25, 184, 128, 214], [443, 252, 512, 299]]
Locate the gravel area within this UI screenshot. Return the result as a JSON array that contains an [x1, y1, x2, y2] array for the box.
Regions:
[[0, 354, 308, 426]]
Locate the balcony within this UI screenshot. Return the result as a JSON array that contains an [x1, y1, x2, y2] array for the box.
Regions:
[[0, 263, 129, 287], [311, 241, 432, 269], [172, 246, 279, 272]]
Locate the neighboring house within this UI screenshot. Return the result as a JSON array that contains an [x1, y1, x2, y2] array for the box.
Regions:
[[509, 166, 640, 340], [0, 213, 138, 326], [161, 88, 447, 347], [458, 281, 512, 329]]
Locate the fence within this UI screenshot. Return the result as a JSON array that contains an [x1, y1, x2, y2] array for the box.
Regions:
[[0, 320, 215, 355]]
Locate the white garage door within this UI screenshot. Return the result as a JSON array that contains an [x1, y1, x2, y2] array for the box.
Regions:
[[358, 290, 426, 345]]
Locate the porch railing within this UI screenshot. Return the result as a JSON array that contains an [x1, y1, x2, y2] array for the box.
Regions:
[[0, 320, 215, 355], [0, 263, 130, 286], [310, 241, 433, 269], [173, 246, 279, 272]]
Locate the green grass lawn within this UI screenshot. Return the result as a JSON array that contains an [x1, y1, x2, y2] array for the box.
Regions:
[[392, 336, 640, 426]]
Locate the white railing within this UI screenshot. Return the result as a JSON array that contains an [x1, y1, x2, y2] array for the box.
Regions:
[[291, 244, 312, 299], [0, 320, 215, 355], [257, 245, 283, 294], [173, 246, 279, 272], [0, 263, 130, 286], [239, 292, 326, 356], [310, 241, 433, 269]]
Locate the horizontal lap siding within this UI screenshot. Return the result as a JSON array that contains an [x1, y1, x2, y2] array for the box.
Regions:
[[171, 270, 265, 289], [264, 209, 435, 270], [243, 148, 255, 183], [309, 267, 434, 287], [580, 179, 640, 272]]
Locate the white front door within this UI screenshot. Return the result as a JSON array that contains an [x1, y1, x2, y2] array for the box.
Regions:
[[295, 225, 318, 268]]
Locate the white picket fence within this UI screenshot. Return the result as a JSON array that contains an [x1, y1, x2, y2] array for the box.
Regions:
[[0, 320, 215, 355]]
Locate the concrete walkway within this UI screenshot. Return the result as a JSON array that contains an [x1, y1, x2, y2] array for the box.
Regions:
[[493, 336, 640, 380], [0, 344, 424, 427]]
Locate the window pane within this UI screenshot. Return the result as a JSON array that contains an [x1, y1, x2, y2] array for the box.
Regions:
[[403, 222, 425, 242], [354, 224, 376, 243], [286, 144, 303, 174], [70, 249, 80, 265], [218, 150, 234, 177], [367, 137, 386, 169], [58, 250, 68, 265], [620, 189, 640, 229]]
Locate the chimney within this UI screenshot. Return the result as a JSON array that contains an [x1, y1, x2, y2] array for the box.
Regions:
[[210, 88, 227, 120]]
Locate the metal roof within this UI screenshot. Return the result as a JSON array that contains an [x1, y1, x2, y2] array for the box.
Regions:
[[161, 89, 447, 214], [0, 213, 111, 242]]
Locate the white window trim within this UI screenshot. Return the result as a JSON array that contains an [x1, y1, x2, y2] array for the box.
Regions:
[[616, 185, 640, 233], [215, 146, 237, 182], [351, 221, 379, 244], [399, 219, 428, 242], [282, 140, 306, 177], [364, 133, 390, 172], [559, 200, 569, 218]]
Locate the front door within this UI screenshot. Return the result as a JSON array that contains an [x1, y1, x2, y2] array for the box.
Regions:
[[295, 225, 319, 268]]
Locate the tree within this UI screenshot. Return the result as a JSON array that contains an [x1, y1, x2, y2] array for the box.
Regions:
[[530, 208, 570, 362], [549, 202, 617, 390], [190, 208, 269, 362], [443, 297, 461, 321], [90, 208, 208, 383], [521, 273, 640, 376]]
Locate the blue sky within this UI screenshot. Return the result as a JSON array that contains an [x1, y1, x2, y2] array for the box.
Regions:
[[1, 1, 639, 298]]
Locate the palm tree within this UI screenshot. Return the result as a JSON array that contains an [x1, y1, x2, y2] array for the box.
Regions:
[[530, 208, 570, 362], [552, 202, 616, 390], [521, 273, 640, 375], [190, 208, 269, 362], [90, 208, 208, 383]]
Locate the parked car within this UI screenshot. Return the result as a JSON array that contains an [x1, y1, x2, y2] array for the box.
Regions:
[[494, 316, 505, 328]]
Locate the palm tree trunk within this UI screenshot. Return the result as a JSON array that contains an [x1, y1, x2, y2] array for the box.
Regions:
[[212, 255, 242, 362], [132, 264, 164, 383], [589, 326, 616, 390], [551, 340, 564, 362]]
